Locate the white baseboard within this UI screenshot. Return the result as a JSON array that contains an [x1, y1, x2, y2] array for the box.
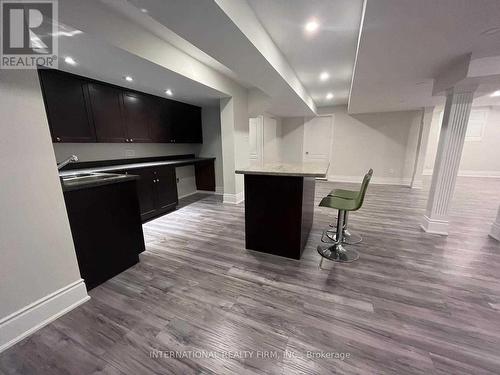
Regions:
[[420, 215, 449, 235], [179, 186, 224, 199], [196, 186, 224, 196], [328, 175, 411, 186], [490, 221, 500, 241], [0, 279, 89, 353], [223, 191, 244, 204], [423, 169, 500, 178], [177, 190, 198, 199]]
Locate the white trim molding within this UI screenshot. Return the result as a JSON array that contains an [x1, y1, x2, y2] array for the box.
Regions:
[[0, 279, 89, 353], [420, 215, 449, 235], [423, 169, 500, 178], [223, 191, 244, 204], [328, 175, 411, 186]]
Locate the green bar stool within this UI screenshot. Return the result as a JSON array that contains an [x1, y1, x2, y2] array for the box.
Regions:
[[322, 169, 373, 245], [318, 170, 372, 263]]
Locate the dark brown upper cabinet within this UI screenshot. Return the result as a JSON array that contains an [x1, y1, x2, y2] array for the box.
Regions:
[[38, 69, 96, 143], [121, 92, 153, 143], [171, 101, 202, 143], [39, 68, 203, 144], [87, 83, 127, 143], [149, 96, 174, 143]]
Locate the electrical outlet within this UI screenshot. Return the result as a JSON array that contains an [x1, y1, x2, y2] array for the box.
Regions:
[[125, 149, 135, 157]]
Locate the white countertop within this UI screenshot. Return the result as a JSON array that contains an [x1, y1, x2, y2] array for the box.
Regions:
[[235, 162, 329, 177]]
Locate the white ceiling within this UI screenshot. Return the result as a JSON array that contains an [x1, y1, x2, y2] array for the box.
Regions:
[[49, 27, 225, 107], [349, 0, 500, 113], [114, 0, 317, 116], [247, 0, 364, 107]]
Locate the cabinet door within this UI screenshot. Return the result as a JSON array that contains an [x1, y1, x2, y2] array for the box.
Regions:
[[155, 166, 178, 211], [149, 97, 174, 143], [171, 102, 202, 143], [39, 69, 96, 143], [130, 168, 157, 220], [87, 83, 127, 142], [122, 92, 153, 142]]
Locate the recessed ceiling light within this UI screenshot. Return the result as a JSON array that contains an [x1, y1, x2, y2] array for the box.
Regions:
[[490, 90, 500, 97], [305, 19, 319, 33], [165, 89, 173, 96], [319, 72, 330, 81], [124, 76, 133, 82], [481, 27, 500, 36], [326, 92, 334, 100], [64, 56, 76, 65], [140, 8, 148, 13]]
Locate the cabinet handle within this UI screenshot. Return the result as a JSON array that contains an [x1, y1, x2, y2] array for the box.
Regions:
[[130, 138, 134, 142], [56, 137, 61, 142], [125, 139, 129, 142]]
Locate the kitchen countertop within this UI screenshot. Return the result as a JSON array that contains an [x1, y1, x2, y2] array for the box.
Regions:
[[59, 157, 214, 177], [61, 173, 140, 192], [235, 162, 329, 177]]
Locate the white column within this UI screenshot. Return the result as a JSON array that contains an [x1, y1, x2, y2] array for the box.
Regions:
[[420, 89, 474, 235], [490, 206, 500, 241]]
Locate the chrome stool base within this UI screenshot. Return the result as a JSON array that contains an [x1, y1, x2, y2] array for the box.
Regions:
[[322, 229, 362, 245], [317, 243, 359, 263]]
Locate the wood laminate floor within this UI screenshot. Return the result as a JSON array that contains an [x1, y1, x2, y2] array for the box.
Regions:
[[1, 177, 500, 374]]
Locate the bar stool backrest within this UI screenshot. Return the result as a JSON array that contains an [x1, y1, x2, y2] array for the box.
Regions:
[[354, 169, 373, 210]]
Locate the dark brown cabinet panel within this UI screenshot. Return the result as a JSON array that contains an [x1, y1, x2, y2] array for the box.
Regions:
[[87, 83, 127, 142], [131, 168, 157, 220], [63, 180, 144, 290], [119, 165, 178, 222], [38, 69, 96, 143], [155, 166, 178, 211], [149, 97, 174, 143], [195, 160, 216, 191], [122, 92, 153, 142], [171, 102, 202, 143]]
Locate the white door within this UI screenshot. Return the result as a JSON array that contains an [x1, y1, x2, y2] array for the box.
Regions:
[[249, 117, 263, 164], [303, 115, 333, 164]]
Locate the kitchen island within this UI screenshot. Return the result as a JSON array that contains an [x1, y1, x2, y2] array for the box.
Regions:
[[236, 162, 329, 259]]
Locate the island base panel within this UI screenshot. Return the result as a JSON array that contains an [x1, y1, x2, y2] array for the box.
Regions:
[[244, 175, 315, 259]]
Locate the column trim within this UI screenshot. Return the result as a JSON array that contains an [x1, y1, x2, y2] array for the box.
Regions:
[[420, 215, 449, 235]]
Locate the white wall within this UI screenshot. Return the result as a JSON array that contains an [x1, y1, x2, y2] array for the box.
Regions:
[[327, 106, 421, 183], [281, 117, 305, 163], [0, 70, 88, 351], [424, 106, 500, 177], [262, 115, 282, 163], [278, 106, 422, 184]]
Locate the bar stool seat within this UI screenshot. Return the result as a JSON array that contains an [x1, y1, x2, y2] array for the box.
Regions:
[[323, 169, 373, 245], [318, 169, 372, 264], [328, 188, 358, 200]]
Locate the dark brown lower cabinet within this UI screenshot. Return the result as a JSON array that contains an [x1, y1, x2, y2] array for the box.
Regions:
[[119, 166, 178, 222], [64, 180, 144, 290]]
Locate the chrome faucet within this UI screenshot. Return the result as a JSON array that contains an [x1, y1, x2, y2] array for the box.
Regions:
[[57, 154, 78, 170]]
